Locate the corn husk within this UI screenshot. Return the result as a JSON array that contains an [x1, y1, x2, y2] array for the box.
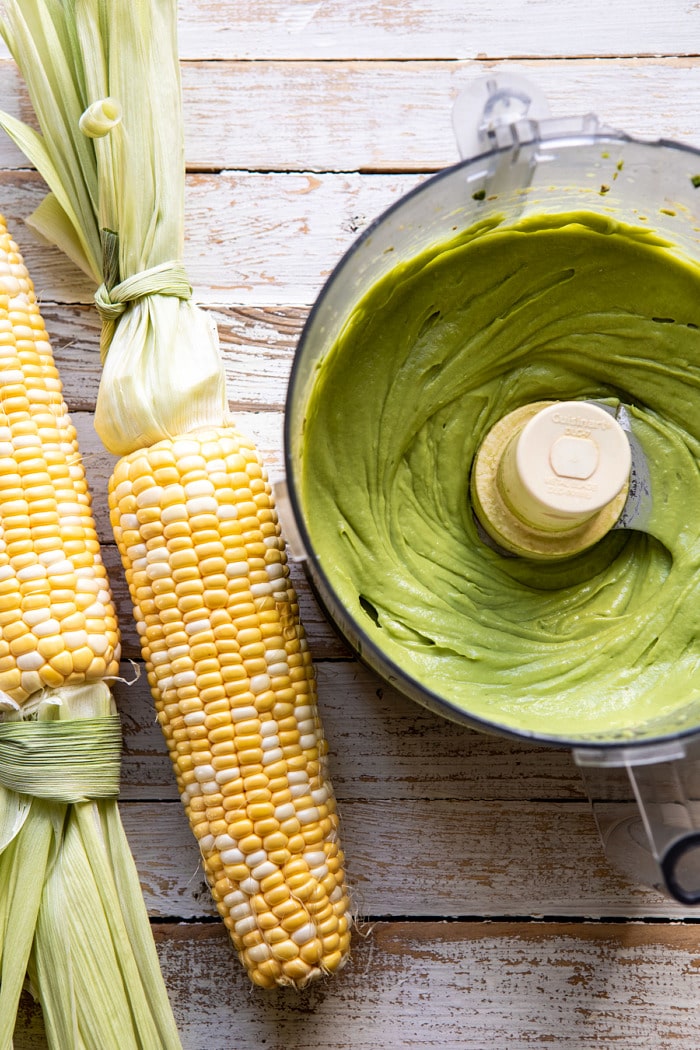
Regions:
[[0, 686, 182, 1049], [0, 0, 227, 456]]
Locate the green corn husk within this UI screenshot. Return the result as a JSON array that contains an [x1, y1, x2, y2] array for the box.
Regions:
[[0, 687, 182, 1049], [0, 0, 228, 458]]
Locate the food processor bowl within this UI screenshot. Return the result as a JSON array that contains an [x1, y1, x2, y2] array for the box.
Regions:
[[282, 76, 700, 903]]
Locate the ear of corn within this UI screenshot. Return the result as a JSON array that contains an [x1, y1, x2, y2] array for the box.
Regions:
[[0, 218, 182, 1047], [0, 0, 352, 991], [110, 427, 350, 987], [0, 230, 119, 704]]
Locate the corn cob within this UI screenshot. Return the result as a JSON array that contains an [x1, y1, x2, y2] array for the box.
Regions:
[[0, 0, 352, 990], [0, 226, 119, 701], [110, 428, 350, 987], [0, 215, 182, 1049]]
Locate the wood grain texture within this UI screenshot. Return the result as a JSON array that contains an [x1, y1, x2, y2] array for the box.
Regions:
[[118, 799, 697, 922], [1, 58, 700, 172], [0, 1, 694, 63], [15, 921, 700, 1050], [173, 1, 700, 61], [6, 4, 700, 1047], [0, 169, 427, 305], [113, 658, 583, 803]]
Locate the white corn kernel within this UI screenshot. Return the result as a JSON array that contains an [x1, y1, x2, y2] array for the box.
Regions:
[[250, 674, 270, 695], [215, 834, 237, 851], [217, 505, 238, 520], [228, 902, 253, 922], [17, 652, 43, 671], [185, 619, 210, 636], [225, 561, 249, 578], [193, 763, 216, 784], [184, 711, 206, 726], [245, 850, 266, 868], [232, 705, 257, 722], [221, 847, 246, 865], [292, 923, 318, 946], [252, 861, 277, 881], [184, 480, 214, 498], [297, 807, 321, 826], [239, 877, 260, 895], [186, 496, 217, 515], [246, 943, 272, 963], [262, 747, 283, 765], [87, 634, 110, 655], [234, 915, 258, 937], [274, 803, 296, 821], [136, 486, 164, 508], [173, 670, 196, 687], [215, 767, 241, 785], [303, 852, 327, 868]]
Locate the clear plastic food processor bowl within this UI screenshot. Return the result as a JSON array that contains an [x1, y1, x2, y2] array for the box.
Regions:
[[282, 76, 700, 903]]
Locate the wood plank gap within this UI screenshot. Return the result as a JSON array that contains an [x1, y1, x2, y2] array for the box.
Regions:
[[349, 912, 700, 925], [178, 53, 700, 64]]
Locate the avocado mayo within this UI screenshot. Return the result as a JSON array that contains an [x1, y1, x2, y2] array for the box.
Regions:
[[300, 212, 700, 741]]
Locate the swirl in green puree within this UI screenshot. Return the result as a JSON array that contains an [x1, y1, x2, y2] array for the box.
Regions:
[[300, 211, 700, 742]]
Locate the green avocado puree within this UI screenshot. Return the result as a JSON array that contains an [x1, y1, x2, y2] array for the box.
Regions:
[[300, 211, 700, 742]]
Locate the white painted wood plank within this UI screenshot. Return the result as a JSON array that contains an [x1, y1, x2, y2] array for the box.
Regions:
[[120, 798, 695, 921], [1, 59, 700, 172], [17, 920, 700, 1050], [0, 1, 694, 62], [43, 306, 301, 418], [0, 169, 426, 305], [112, 657, 584, 803], [174, 1, 700, 60], [187, 57, 700, 170]]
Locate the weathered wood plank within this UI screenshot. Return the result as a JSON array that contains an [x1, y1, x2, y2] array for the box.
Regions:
[[17, 919, 700, 1050], [113, 657, 585, 803], [8, 137, 700, 309], [120, 798, 693, 921], [190, 57, 700, 169], [1, 58, 700, 172], [41, 305, 302, 416], [0, 1, 695, 64], [174, 1, 700, 61], [0, 169, 426, 305]]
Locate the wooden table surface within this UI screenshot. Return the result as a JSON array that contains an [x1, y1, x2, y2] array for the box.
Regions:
[[5, 2, 700, 1047]]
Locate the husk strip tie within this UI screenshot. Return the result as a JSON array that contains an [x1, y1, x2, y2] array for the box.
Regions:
[[0, 717, 122, 802]]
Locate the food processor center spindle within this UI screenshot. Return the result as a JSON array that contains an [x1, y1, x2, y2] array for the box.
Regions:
[[471, 400, 633, 559]]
